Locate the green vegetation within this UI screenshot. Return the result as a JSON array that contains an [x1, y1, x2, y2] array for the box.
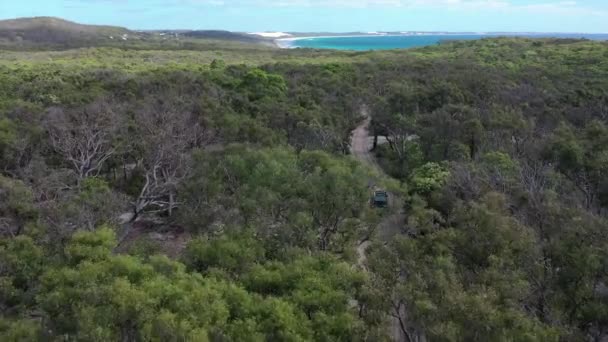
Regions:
[[1, 24, 608, 341], [366, 37, 608, 342]]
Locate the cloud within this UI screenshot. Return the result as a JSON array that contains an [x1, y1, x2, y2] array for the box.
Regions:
[[65, 0, 608, 16], [268, 0, 605, 16]]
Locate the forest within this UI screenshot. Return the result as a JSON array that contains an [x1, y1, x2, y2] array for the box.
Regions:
[[1, 35, 608, 341]]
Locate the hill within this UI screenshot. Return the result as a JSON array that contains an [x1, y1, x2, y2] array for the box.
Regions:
[[0, 17, 271, 50], [0, 17, 133, 48]]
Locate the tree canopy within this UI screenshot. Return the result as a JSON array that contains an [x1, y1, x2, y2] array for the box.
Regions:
[[1, 37, 608, 341]]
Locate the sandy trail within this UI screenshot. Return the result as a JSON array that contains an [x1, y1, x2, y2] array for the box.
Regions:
[[350, 116, 381, 172], [350, 114, 407, 342], [350, 115, 377, 268]]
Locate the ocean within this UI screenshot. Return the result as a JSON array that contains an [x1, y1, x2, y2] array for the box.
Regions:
[[281, 34, 608, 51]]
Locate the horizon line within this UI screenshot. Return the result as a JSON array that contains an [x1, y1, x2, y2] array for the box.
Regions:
[[1, 16, 608, 36]]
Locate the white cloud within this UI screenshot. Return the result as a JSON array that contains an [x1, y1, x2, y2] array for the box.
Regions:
[[188, 0, 604, 13], [90, 0, 604, 17]]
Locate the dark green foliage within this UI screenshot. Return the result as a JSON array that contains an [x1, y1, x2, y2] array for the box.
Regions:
[[0, 225, 367, 341], [1, 37, 608, 341], [182, 233, 265, 276], [0, 235, 43, 312], [179, 146, 375, 252], [362, 38, 608, 341], [0, 176, 38, 237]]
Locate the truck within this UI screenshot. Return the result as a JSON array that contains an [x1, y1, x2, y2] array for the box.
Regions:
[[371, 190, 389, 208]]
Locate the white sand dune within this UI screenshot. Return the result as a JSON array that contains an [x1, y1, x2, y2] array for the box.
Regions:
[[248, 32, 292, 38]]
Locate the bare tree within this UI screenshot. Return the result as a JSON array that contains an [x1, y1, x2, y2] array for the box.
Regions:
[[45, 99, 124, 180], [130, 99, 208, 221]]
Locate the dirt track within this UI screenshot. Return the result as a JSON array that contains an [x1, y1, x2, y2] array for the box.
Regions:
[[350, 115, 407, 342], [350, 116, 381, 172], [350, 116, 377, 268]]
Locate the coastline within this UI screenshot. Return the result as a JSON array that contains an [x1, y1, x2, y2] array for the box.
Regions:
[[273, 32, 608, 49], [275, 34, 402, 49], [274, 35, 337, 49]]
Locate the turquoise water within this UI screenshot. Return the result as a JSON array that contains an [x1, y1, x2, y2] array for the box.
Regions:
[[287, 34, 608, 51]]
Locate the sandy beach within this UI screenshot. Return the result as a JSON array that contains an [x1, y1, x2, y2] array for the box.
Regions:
[[274, 36, 316, 49]]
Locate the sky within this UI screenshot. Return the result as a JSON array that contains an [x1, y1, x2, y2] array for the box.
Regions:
[[1, 0, 607, 33]]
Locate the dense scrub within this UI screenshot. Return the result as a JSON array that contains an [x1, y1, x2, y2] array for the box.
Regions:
[[1, 38, 608, 341], [366, 39, 608, 341]]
